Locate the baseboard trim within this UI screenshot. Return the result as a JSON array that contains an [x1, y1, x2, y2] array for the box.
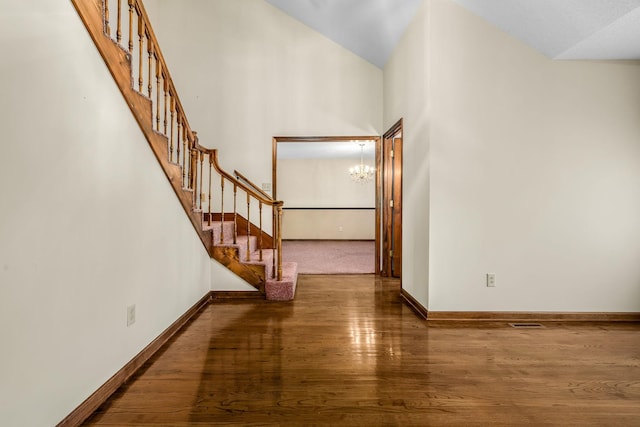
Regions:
[[211, 291, 265, 300], [400, 288, 428, 320], [426, 311, 640, 322], [57, 292, 212, 427]]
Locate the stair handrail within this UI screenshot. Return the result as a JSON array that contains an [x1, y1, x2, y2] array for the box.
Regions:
[[132, 0, 198, 148], [195, 140, 284, 281], [233, 169, 273, 201], [97, 0, 284, 282], [130, 0, 278, 208]]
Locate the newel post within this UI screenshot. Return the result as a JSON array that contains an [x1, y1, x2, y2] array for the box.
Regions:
[[276, 203, 283, 281]]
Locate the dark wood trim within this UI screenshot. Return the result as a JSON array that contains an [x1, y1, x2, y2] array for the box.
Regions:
[[283, 207, 376, 210], [383, 118, 404, 139], [375, 134, 381, 275], [274, 136, 380, 143], [204, 213, 274, 248], [400, 289, 428, 320], [204, 212, 236, 223], [381, 119, 403, 278], [283, 239, 375, 242], [56, 292, 212, 427], [426, 311, 640, 322], [211, 291, 265, 300]]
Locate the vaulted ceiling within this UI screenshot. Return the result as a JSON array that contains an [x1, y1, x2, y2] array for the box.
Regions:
[[265, 0, 640, 68]]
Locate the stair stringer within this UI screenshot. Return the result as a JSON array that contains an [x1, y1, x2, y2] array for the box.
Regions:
[[212, 246, 266, 294], [71, 0, 216, 253], [72, 0, 293, 299]]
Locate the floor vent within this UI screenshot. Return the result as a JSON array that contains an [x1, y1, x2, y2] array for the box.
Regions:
[[508, 322, 545, 329]]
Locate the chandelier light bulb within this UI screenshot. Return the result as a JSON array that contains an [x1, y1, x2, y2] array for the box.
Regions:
[[349, 143, 375, 183]]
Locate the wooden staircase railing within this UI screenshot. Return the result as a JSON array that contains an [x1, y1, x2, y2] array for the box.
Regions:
[[234, 170, 273, 201], [71, 0, 284, 283]]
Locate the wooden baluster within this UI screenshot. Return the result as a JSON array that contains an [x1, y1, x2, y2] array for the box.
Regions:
[[128, 0, 134, 52], [137, 13, 143, 92], [163, 73, 169, 135], [277, 205, 283, 281], [105, 0, 111, 37], [220, 177, 225, 243], [246, 194, 251, 261], [145, 37, 154, 99], [187, 142, 192, 191], [259, 202, 263, 261], [156, 58, 161, 131], [176, 114, 181, 175], [189, 148, 196, 198], [233, 184, 238, 244], [169, 95, 175, 162], [199, 150, 204, 210], [272, 207, 276, 278], [147, 34, 153, 98], [116, 0, 122, 43], [192, 132, 199, 194], [208, 154, 212, 226], [182, 123, 187, 188]]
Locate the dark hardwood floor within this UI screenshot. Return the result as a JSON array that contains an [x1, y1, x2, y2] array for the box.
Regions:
[[84, 275, 640, 426]]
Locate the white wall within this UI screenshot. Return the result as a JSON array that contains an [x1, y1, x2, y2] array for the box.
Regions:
[[384, 0, 431, 308], [282, 209, 375, 240], [144, 0, 383, 289], [386, 0, 640, 312], [0, 2, 211, 425], [144, 0, 383, 190], [279, 157, 376, 239], [278, 157, 376, 208]]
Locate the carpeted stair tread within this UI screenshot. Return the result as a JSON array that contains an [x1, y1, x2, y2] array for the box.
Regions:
[[204, 219, 298, 300], [265, 262, 298, 301]]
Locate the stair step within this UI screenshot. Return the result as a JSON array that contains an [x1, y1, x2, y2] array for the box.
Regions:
[[205, 220, 298, 300], [265, 262, 298, 301]]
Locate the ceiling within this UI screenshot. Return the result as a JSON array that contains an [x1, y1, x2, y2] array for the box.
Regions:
[[264, 0, 640, 67], [453, 0, 640, 60], [264, 0, 422, 68]]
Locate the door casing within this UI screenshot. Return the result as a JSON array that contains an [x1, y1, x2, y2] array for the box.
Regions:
[[379, 119, 403, 278]]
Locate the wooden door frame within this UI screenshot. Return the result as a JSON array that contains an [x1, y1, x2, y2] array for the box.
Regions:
[[272, 135, 382, 273], [380, 119, 403, 278]]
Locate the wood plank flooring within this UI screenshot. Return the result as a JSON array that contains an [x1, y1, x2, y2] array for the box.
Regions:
[[84, 275, 640, 426]]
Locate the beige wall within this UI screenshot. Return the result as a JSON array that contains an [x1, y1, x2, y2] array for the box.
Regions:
[[384, 0, 431, 307], [278, 158, 376, 208], [282, 209, 375, 240], [385, 0, 640, 312], [278, 157, 376, 239], [0, 2, 212, 425], [5, 1, 639, 423], [145, 0, 382, 282], [144, 0, 383, 194]]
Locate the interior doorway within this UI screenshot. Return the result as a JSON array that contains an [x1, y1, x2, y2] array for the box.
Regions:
[[272, 136, 381, 274], [379, 120, 403, 278]]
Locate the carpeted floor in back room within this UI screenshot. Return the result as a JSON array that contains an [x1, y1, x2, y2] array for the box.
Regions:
[[281, 240, 375, 274]]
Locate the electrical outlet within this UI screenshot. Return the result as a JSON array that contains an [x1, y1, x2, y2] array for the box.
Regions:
[[262, 183, 272, 192], [338, 226, 344, 232], [486, 273, 496, 287], [127, 304, 136, 326]]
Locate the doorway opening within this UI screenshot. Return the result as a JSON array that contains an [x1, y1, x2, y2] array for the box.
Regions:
[[272, 136, 381, 274]]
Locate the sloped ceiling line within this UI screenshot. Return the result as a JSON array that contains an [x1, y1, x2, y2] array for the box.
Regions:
[[264, 0, 640, 66]]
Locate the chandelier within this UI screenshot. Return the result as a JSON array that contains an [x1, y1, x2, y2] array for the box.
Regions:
[[349, 143, 375, 183]]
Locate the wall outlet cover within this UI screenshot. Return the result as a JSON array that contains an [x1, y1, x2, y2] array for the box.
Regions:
[[127, 304, 136, 326]]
